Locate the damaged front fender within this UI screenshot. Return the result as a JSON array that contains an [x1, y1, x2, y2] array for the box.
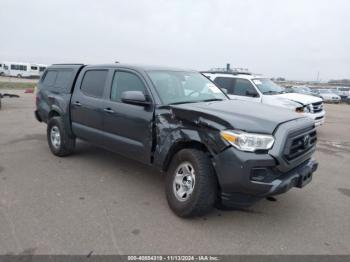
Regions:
[[153, 106, 229, 171]]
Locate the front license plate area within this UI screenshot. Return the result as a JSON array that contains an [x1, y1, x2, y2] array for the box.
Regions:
[[296, 162, 316, 188]]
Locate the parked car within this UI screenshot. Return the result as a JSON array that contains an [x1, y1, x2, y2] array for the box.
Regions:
[[317, 89, 341, 103], [1, 61, 47, 78], [330, 87, 350, 101], [289, 86, 314, 96], [285, 86, 321, 98], [346, 96, 350, 104], [35, 64, 318, 217], [333, 87, 350, 98], [203, 71, 325, 126]]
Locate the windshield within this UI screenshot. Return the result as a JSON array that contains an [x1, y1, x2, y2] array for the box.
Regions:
[[252, 78, 285, 95], [147, 71, 227, 105], [295, 87, 311, 92]]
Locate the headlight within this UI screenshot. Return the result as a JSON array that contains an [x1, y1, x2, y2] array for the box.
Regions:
[[220, 130, 275, 152], [296, 105, 311, 113], [296, 107, 304, 113]]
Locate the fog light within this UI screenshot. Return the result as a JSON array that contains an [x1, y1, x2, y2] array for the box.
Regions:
[[251, 168, 268, 182]]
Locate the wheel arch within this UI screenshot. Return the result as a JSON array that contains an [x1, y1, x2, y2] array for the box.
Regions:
[[162, 140, 211, 172], [48, 109, 61, 119], [48, 104, 64, 119]]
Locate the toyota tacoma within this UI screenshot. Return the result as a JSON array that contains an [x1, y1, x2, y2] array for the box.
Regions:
[[35, 64, 318, 217]]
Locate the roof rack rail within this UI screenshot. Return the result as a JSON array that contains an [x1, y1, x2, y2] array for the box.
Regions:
[[201, 70, 238, 75], [201, 67, 252, 75]]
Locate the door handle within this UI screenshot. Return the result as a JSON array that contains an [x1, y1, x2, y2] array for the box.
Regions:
[[48, 95, 55, 99], [73, 101, 82, 107], [103, 108, 114, 113]]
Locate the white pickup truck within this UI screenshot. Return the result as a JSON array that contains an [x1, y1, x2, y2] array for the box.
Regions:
[[203, 71, 325, 126]]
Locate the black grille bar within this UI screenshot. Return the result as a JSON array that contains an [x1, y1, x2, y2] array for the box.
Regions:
[[284, 128, 317, 161], [312, 101, 323, 113]]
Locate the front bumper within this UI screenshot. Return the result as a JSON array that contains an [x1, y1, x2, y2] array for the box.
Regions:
[[304, 111, 325, 127], [213, 147, 318, 208], [323, 98, 341, 103]]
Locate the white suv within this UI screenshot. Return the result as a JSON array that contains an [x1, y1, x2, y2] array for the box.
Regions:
[[203, 72, 325, 126]]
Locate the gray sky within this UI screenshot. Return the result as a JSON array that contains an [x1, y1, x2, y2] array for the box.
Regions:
[[1, 0, 349, 81]]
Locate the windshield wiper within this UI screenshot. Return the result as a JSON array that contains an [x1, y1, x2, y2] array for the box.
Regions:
[[262, 90, 279, 95], [168, 98, 224, 105], [199, 98, 225, 102], [168, 101, 200, 105]]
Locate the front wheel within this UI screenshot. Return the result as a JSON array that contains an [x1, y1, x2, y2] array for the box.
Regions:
[[165, 149, 218, 217], [47, 117, 75, 156]]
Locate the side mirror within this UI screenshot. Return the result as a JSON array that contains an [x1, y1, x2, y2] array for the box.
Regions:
[[246, 90, 258, 97], [121, 91, 151, 106]]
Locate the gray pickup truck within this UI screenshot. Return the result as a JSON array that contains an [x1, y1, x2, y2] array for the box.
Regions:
[[35, 63, 318, 217]]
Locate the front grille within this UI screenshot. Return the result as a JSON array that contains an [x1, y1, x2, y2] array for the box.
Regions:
[[284, 127, 317, 161], [311, 101, 323, 113]]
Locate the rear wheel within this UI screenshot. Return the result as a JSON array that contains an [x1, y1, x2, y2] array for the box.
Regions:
[[17, 74, 22, 78], [47, 117, 75, 156], [165, 149, 217, 217]]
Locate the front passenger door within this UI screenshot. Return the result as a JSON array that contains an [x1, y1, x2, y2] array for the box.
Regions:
[[103, 69, 154, 164]]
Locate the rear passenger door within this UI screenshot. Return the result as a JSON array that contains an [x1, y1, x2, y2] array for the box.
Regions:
[[230, 78, 261, 102], [70, 69, 110, 144], [213, 77, 236, 95], [102, 69, 154, 164]]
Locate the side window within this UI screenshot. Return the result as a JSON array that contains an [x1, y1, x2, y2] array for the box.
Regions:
[[42, 71, 57, 86], [54, 70, 73, 90], [80, 70, 108, 98], [233, 79, 258, 97], [110, 71, 146, 102], [213, 77, 235, 94]]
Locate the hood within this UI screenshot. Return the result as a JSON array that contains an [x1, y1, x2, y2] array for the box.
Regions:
[[274, 93, 322, 105], [261, 95, 302, 110], [168, 100, 304, 134]]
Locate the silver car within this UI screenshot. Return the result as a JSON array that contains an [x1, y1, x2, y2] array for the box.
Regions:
[[317, 89, 341, 103]]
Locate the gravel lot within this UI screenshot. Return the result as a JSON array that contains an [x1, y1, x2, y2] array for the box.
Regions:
[[0, 76, 38, 83], [0, 90, 349, 255]]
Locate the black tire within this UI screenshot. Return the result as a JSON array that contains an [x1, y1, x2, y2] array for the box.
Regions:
[[165, 149, 218, 217], [17, 74, 22, 78], [47, 116, 75, 156]]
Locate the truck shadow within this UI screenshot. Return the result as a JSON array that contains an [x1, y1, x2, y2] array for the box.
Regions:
[[70, 140, 305, 225]]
